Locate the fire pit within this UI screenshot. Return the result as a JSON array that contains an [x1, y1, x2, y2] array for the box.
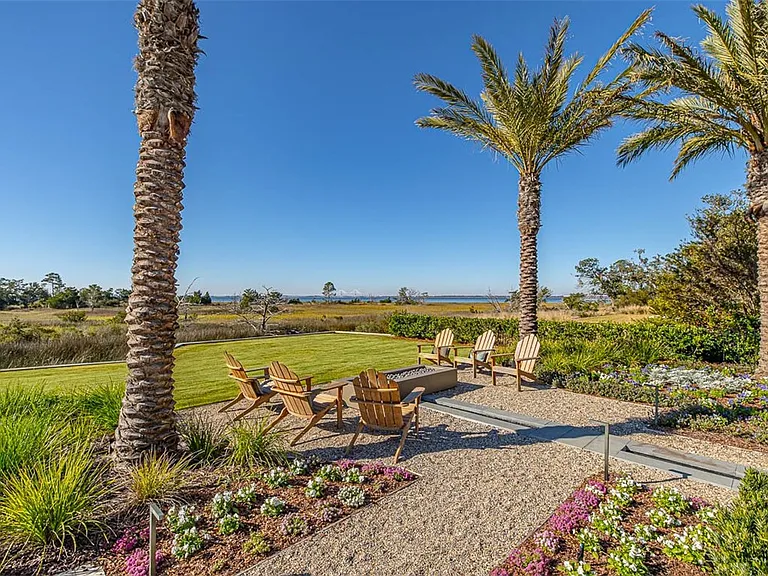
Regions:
[[339, 364, 457, 404]]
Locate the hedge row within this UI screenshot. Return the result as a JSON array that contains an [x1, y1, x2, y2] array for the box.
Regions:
[[388, 312, 758, 364]]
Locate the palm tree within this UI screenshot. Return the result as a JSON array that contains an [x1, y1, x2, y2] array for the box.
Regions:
[[617, 0, 768, 374], [114, 0, 202, 462], [414, 11, 651, 335]]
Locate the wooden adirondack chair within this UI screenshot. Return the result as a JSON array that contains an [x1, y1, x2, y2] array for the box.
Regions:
[[346, 368, 424, 464], [220, 352, 277, 421], [416, 328, 455, 367], [490, 334, 541, 391], [264, 361, 347, 446], [452, 330, 497, 377]]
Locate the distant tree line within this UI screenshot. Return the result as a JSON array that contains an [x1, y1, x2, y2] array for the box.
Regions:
[[0, 272, 132, 310], [573, 190, 757, 327]]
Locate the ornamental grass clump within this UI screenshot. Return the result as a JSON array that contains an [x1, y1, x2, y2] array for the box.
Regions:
[[0, 442, 109, 549], [228, 421, 287, 469], [178, 413, 227, 465], [127, 453, 188, 504]]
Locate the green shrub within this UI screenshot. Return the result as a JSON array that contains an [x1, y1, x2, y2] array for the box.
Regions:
[[178, 413, 227, 465], [0, 443, 109, 548], [228, 420, 287, 469], [242, 531, 270, 555], [58, 310, 87, 324], [127, 454, 188, 504], [708, 469, 768, 575], [388, 312, 758, 364]]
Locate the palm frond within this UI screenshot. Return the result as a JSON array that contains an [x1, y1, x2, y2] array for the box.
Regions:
[[579, 7, 653, 92]]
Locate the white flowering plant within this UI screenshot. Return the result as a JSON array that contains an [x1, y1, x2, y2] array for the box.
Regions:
[[337, 486, 365, 508], [305, 477, 326, 498], [234, 484, 259, 506], [651, 487, 692, 516], [660, 524, 713, 566], [218, 513, 241, 536], [317, 464, 343, 482], [211, 491, 237, 519], [343, 467, 365, 484], [260, 496, 286, 517], [171, 526, 205, 559], [559, 560, 594, 575], [263, 467, 291, 489], [166, 505, 199, 534]]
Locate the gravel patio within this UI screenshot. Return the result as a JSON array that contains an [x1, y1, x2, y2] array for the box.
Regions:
[[191, 383, 734, 576]]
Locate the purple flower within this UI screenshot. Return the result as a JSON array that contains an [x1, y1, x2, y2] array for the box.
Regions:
[[533, 530, 559, 553], [586, 480, 608, 495], [490, 568, 512, 576], [125, 549, 166, 576], [507, 547, 552, 576], [572, 489, 600, 510], [689, 496, 710, 511], [112, 529, 139, 554], [360, 461, 386, 475], [382, 466, 415, 481], [335, 459, 357, 471], [549, 501, 590, 534]]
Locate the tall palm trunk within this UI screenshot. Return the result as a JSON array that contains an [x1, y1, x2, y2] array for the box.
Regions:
[[115, 0, 201, 462], [748, 150, 768, 377], [518, 174, 542, 336]]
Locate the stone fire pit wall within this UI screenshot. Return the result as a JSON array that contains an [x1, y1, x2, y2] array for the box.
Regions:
[[340, 364, 458, 405]]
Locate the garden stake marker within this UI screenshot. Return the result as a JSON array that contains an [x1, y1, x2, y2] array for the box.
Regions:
[[589, 419, 610, 481], [149, 502, 163, 576]]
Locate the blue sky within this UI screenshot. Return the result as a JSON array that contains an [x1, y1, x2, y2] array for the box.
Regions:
[[0, 1, 747, 296]]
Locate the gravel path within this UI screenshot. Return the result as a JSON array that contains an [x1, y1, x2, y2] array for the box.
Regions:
[[188, 400, 733, 576], [444, 368, 768, 471]]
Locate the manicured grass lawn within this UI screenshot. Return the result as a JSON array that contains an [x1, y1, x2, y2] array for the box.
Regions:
[[0, 333, 417, 409]]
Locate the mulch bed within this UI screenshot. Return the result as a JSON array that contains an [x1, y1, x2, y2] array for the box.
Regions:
[[1, 460, 415, 576], [492, 474, 712, 576]]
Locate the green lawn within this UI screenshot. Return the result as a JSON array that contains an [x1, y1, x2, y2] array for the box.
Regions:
[[0, 333, 418, 409]]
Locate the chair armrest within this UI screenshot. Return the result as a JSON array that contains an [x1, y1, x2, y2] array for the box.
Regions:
[[401, 387, 425, 405], [298, 376, 313, 385], [416, 343, 430, 351], [245, 366, 269, 375], [516, 356, 539, 362], [314, 380, 348, 393], [451, 344, 474, 351], [275, 387, 313, 399], [489, 352, 516, 359]]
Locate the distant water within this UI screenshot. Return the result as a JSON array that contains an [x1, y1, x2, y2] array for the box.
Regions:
[[211, 295, 565, 304]]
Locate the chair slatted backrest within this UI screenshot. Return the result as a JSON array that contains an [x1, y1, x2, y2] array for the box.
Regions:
[[353, 369, 404, 430], [224, 352, 261, 399], [515, 334, 540, 374], [434, 328, 455, 357], [474, 330, 496, 362], [269, 361, 315, 417]]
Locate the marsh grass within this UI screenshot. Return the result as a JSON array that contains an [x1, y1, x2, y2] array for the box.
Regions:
[[0, 443, 109, 549], [228, 420, 287, 469]]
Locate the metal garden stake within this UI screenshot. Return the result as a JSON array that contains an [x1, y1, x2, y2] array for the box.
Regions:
[[149, 503, 164, 576], [654, 383, 660, 427], [590, 419, 610, 481]]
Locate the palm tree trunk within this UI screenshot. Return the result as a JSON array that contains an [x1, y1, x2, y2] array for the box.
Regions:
[[114, 0, 201, 462], [518, 173, 542, 336], [748, 150, 768, 377]]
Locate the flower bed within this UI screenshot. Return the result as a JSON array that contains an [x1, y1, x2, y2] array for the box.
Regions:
[[102, 458, 415, 576], [490, 475, 718, 576], [552, 364, 768, 449]]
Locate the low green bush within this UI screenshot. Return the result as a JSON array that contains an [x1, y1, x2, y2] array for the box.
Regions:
[[57, 310, 87, 324], [708, 469, 768, 575], [228, 420, 287, 469], [0, 443, 109, 549], [388, 312, 758, 364]]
